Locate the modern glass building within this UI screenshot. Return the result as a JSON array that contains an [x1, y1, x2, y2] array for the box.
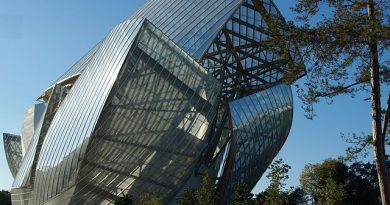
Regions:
[[3, 0, 305, 204]]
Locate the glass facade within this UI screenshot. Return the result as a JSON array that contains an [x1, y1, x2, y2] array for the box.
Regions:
[[229, 84, 293, 191], [3, 133, 23, 178], [4, 0, 305, 204], [20, 103, 46, 157], [66, 21, 220, 204], [31, 18, 145, 205], [11, 84, 69, 204]]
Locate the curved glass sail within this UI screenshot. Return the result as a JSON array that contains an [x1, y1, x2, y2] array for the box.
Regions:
[[229, 84, 293, 190], [3, 133, 23, 178], [20, 103, 45, 156]]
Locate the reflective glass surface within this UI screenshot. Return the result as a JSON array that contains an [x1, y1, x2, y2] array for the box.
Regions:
[[11, 84, 69, 205], [20, 103, 46, 157], [5, 0, 306, 204], [130, 0, 241, 59], [3, 133, 23, 178], [52, 42, 102, 88], [229, 84, 293, 191], [67, 21, 220, 204], [31, 18, 145, 205]]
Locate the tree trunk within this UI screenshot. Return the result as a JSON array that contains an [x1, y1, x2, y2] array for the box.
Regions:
[[368, 1, 390, 204]]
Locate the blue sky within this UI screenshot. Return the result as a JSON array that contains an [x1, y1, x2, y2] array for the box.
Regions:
[[0, 0, 387, 193]]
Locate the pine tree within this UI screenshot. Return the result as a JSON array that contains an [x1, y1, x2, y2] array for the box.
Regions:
[[279, 0, 390, 203], [264, 159, 291, 205]]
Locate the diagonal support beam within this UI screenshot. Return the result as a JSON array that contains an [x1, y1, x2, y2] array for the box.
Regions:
[[222, 29, 251, 89]]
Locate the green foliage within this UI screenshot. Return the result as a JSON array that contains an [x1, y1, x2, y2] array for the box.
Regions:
[[341, 132, 372, 161], [114, 192, 163, 205], [0, 190, 11, 205], [300, 159, 348, 204], [282, 0, 390, 118], [175, 188, 197, 205], [287, 1, 389, 202], [175, 174, 216, 205], [267, 159, 291, 192], [114, 194, 134, 205], [229, 183, 257, 205], [286, 187, 306, 205], [255, 159, 303, 205], [264, 159, 291, 205], [346, 162, 380, 204], [136, 192, 163, 205], [317, 178, 347, 205], [194, 174, 216, 205], [113, 159, 379, 205], [299, 158, 381, 205]]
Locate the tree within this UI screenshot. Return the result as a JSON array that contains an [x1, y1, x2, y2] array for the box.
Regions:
[[114, 192, 163, 205], [175, 188, 197, 205], [299, 158, 382, 204], [194, 174, 216, 205], [317, 178, 347, 205], [136, 192, 163, 205], [256, 159, 307, 205], [286, 187, 306, 205], [347, 161, 380, 204], [282, 0, 390, 203], [175, 174, 216, 205], [114, 194, 134, 205], [229, 183, 257, 205], [300, 159, 348, 204], [263, 158, 291, 205], [341, 132, 373, 161], [0, 190, 11, 205]]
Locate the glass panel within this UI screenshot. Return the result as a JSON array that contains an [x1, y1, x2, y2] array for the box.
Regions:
[[3, 133, 23, 177], [65, 20, 220, 204], [228, 84, 293, 191]]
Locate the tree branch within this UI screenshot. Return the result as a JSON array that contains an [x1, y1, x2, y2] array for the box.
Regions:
[[315, 80, 368, 98], [314, 69, 390, 98]]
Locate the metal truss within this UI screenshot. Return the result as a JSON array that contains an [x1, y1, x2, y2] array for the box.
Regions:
[[201, 0, 305, 101]]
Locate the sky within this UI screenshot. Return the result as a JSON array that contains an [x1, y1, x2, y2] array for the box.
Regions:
[[0, 0, 388, 194]]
